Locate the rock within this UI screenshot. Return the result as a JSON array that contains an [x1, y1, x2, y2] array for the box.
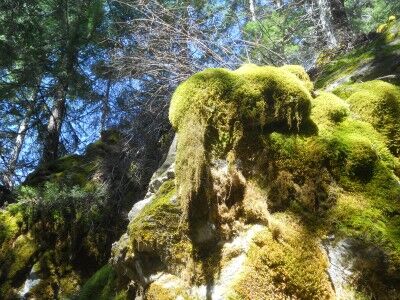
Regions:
[[18, 264, 41, 299], [323, 237, 400, 299], [127, 135, 177, 221]]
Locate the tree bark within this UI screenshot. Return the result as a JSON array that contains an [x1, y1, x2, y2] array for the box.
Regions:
[[2, 116, 29, 189], [312, 0, 352, 48], [42, 84, 67, 162], [328, 0, 352, 46], [249, 0, 257, 21]]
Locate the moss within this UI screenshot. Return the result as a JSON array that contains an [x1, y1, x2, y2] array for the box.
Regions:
[[24, 129, 123, 188], [315, 19, 400, 89], [7, 234, 36, 278], [0, 232, 36, 297], [231, 213, 333, 299], [333, 80, 400, 157], [113, 290, 128, 300], [170, 64, 313, 223], [311, 92, 349, 127], [145, 275, 192, 300], [315, 46, 375, 89], [328, 176, 400, 268], [78, 264, 118, 300], [24, 154, 94, 187], [157, 61, 400, 297], [0, 208, 23, 245], [170, 64, 312, 131], [279, 64, 314, 92], [128, 180, 191, 265]]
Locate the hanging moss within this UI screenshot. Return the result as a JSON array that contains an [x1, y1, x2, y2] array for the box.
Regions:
[[334, 80, 400, 157], [169, 64, 313, 224]]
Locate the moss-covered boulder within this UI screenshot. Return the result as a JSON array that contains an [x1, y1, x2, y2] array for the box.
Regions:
[[104, 60, 400, 299], [0, 129, 147, 299], [334, 80, 400, 157]]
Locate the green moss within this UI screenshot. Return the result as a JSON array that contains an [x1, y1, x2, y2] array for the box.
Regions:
[[24, 129, 123, 188], [145, 276, 192, 300], [0, 232, 36, 295], [78, 264, 117, 300], [279, 64, 313, 92], [113, 290, 128, 300], [128, 180, 191, 264], [311, 92, 349, 128], [333, 80, 400, 157], [170, 64, 312, 131], [315, 19, 400, 89], [231, 214, 333, 299], [24, 154, 94, 187], [315, 46, 375, 89], [170, 64, 313, 222], [0, 208, 23, 245]]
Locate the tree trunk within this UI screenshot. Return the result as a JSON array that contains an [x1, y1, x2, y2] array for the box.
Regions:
[[315, 0, 338, 47], [2, 80, 41, 188], [249, 0, 257, 21], [313, 0, 352, 48], [329, 0, 352, 46], [2, 116, 29, 189], [42, 84, 67, 162]]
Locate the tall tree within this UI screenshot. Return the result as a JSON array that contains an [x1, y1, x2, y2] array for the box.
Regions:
[[41, 0, 107, 162]]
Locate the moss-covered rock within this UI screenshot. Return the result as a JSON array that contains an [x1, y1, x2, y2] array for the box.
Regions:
[[0, 129, 145, 299], [230, 214, 333, 299], [280, 64, 314, 92], [311, 92, 349, 127], [78, 264, 119, 300], [128, 180, 189, 260], [170, 64, 312, 131], [170, 64, 313, 232], [334, 80, 400, 157], [314, 18, 400, 90]]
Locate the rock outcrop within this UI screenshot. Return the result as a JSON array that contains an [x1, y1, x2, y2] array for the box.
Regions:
[[110, 51, 400, 299]]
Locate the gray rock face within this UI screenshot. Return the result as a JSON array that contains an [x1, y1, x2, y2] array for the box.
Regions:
[[325, 62, 374, 92], [323, 237, 400, 299], [323, 238, 356, 298], [127, 135, 177, 221], [111, 135, 178, 293]]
